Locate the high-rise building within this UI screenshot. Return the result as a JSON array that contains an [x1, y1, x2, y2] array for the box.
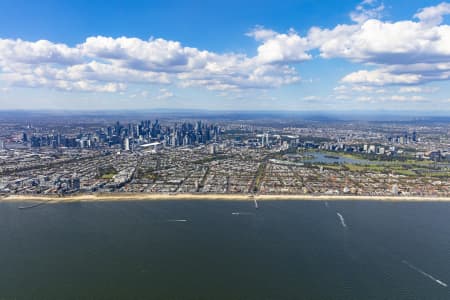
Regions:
[[263, 133, 269, 147], [171, 134, 177, 147], [136, 124, 140, 137], [123, 137, 130, 151]]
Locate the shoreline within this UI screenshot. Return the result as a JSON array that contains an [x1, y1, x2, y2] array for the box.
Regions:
[[1, 193, 450, 203]]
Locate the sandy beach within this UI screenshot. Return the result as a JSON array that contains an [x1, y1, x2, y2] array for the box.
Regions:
[[1, 193, 450, 203]]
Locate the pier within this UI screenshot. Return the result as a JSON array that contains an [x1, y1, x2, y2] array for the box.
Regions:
[[254, 198, 258, 209]]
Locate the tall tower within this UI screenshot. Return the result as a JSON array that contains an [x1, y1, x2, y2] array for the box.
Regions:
[[123, 137, 130, 151], [171, 130, 177, 146]]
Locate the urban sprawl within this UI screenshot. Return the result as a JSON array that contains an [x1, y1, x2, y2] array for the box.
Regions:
[[1, 114, 449, 197]]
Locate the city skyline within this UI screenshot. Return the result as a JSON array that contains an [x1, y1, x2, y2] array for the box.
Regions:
[[1, 0, 450, 112]]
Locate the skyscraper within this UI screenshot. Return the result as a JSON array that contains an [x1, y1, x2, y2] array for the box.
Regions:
[[123, 137, 130, 151]]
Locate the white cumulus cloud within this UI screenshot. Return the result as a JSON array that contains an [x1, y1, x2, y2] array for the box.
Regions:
[[1, 1, 450, 96], [341, 69, 423, 85], [350, 0, 385, 24], [308, 2, 450, 86], [248, 28, 311, 64], [414, 2, 450, 25], [0, 34, 305, 93]]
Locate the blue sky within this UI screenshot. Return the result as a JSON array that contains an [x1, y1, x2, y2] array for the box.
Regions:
[[0, 0, 450, 112]]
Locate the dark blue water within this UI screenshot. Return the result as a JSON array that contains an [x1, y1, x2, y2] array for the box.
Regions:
[[0, 200, 449, 300]]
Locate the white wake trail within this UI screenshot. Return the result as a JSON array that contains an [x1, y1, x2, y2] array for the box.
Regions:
[[167, 219, 188, 222], [402, 260, 448, 287], [336, 212, 347, 228], [232, 212, 253, 216]]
